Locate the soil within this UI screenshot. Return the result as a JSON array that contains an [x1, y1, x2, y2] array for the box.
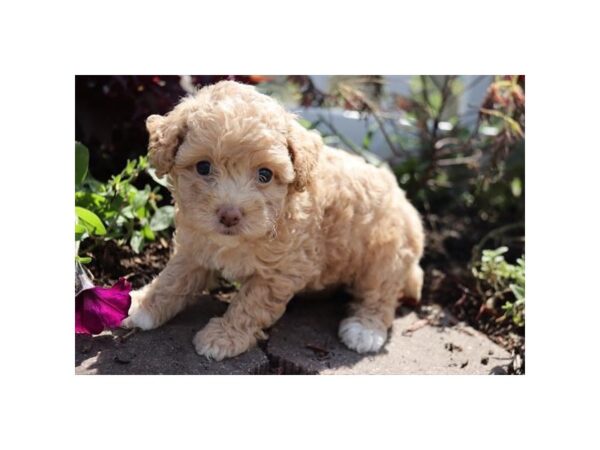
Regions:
[[84, 238, 172, 289], [81, 211, 525, 375], [419, 211, 525, 374]]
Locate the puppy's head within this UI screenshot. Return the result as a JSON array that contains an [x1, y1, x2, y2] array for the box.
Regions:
[[146, 80, 322, 240]]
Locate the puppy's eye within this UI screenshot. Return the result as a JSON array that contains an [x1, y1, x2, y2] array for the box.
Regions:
[[196, 160, 211, 176], [258, 168, 273, 184]]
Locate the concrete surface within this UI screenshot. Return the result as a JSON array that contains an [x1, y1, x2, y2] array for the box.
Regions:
[[75, 297, 269, 375], [75, 294, 513, 375], [267, 296, 512, 374]]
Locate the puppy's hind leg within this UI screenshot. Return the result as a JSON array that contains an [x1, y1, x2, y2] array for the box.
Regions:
[[339, 250, 419, 354], [338, 289, 396, 354], [401, 263, 424, 303]]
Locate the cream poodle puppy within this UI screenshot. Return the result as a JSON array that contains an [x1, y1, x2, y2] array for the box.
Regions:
[[123, 80, 425, 361]]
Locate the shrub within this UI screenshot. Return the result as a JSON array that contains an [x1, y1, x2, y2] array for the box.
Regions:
[[472, 246, 525, 327], [75, 142, 174, 260], [276, 75, 525, 228]]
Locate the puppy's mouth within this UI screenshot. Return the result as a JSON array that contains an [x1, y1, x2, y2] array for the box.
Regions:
[[215, 224, 242, 236]]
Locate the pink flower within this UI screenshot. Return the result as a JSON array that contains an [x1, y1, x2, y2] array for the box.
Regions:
[[76, 277, 132, 335]]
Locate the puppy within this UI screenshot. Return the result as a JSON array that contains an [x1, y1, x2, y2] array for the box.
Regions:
[[123, 80, 425, 361]]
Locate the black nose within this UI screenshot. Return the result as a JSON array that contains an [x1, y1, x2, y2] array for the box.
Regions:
[[217, 206, 242, 227]]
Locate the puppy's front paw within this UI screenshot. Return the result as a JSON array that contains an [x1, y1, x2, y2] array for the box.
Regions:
[[339, 317, 387, 354], [121, 290, 157, 330], [193, 318, 256, 361], [121, 306, 157, 330]]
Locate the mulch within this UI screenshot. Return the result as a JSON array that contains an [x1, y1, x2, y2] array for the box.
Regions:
[[83, 239, 172, 290]]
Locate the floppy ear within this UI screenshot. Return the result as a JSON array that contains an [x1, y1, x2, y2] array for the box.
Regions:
[[146, 105, 189, 177], [286, 119, 323, 192]]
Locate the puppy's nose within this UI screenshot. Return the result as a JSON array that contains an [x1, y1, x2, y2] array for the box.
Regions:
[[217, 205, 242, 228]]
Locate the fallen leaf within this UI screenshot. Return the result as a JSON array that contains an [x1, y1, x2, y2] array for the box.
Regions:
[[402, 319, 430, 335]]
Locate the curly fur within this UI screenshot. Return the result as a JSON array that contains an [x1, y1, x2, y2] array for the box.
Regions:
[[123, 80, 425, 360]]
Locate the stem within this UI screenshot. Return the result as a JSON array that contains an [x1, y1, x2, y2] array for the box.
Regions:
[[371, 109, 408, 158], [317, 114, 363, 156], [431, 75, 454, 142], [471, 222, 525, 266], [417, 76, 456, 189]]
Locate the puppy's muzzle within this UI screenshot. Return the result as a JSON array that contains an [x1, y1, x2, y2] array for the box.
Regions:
[[217, 205, 243, 228]]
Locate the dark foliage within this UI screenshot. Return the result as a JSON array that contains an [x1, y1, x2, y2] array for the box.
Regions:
[[75, 75, 259, 181]]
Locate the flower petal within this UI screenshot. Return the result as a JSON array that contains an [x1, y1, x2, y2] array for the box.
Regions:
[[75, 278, 132, 335]]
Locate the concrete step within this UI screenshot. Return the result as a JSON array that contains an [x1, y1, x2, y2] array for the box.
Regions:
[[75, 295, 512, 375]]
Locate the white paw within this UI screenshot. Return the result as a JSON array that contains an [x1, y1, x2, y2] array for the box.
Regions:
[[338, 318, 387, 353], [121, 306, 156, 330]]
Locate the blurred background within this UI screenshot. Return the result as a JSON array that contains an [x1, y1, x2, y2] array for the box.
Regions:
[[75, 75, 525, 372]]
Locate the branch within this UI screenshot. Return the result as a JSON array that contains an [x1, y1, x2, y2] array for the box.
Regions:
[[317, 114, 363, 156], [431, 75, 454, 142], [337, 83, 409, 158], [417, 76, 457, 189]]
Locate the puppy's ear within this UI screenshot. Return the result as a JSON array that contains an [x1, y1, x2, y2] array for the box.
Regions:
[[146, 105, 189, 177], [286, 119, 323, 192]]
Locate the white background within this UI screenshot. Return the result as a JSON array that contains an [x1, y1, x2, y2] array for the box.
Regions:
[[1, 1, 599, 449]]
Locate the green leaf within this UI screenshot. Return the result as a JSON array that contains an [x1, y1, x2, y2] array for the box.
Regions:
[[76, 256, 92, 264], [75, 191, 107, 210], [510, 283, 525, 301], [75, 142, 89, 186], [80, 175, 104, 193], [135, 206, 147, 220], [511, 177, 522, 197], [132, 187, 150, 210], [115, 214, 128, 227], [150, 205, 175, 231], [142, 224, 156, 241], [130, 231, 144, 254], [428, 91, 442, 114], [120, 205, 135, 220], [75, 207, 106, 236], [75, 222, 86, 235], [297, 118, 313, 130], [124, 159, 136, 176], [361, 124, 378, 151], [75, 221, 88, 241]]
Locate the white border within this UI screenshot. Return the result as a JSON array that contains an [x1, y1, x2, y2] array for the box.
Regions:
[[2, 1, 599, 448]]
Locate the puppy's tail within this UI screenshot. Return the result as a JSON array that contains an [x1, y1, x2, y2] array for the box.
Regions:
[[401, 263, 424, 304]]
